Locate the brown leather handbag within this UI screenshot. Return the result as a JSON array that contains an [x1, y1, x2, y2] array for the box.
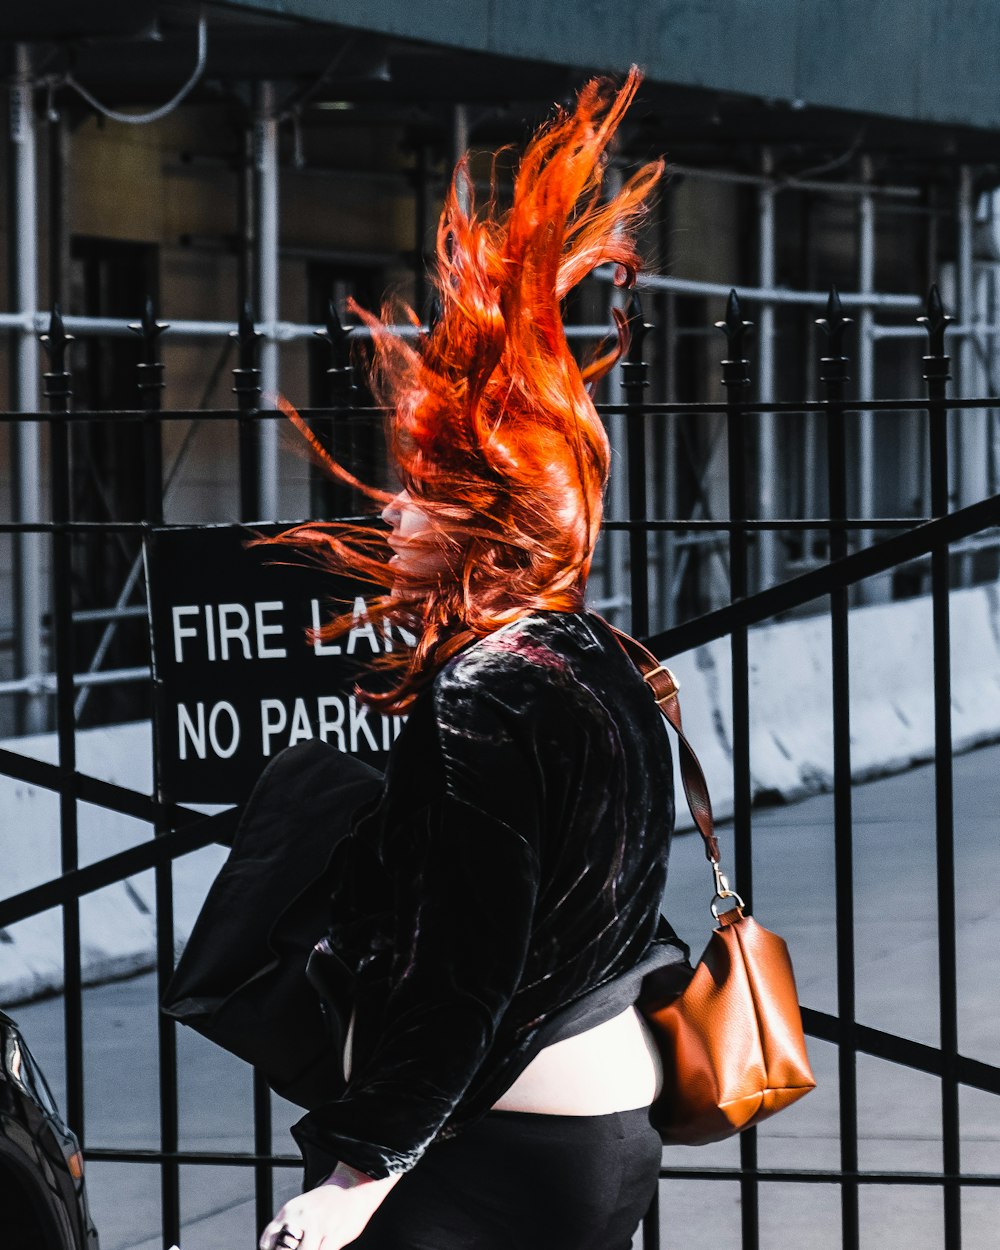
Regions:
[[604, 620, 816, 1146]]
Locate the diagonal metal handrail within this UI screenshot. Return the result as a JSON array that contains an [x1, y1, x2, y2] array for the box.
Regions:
[[0, 806, 238, 929], [646, 492, 1000, 657], [0, 745, 187, 825], [801, 1007, 1000, 1097]]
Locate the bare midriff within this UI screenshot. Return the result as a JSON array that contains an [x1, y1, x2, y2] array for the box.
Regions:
[[343, 1005, 662, 1116]]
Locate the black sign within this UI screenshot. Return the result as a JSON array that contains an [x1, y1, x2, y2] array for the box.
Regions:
[[144, 525, 411, 803]]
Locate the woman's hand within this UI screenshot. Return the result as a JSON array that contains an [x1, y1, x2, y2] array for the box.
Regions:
[[259, 1162, 402, 1250]]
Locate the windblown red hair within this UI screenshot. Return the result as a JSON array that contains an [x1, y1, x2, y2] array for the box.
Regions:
[[254, 68, 663, 712]]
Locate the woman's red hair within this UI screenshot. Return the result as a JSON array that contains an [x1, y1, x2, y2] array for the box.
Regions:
[[254, 67, 662, 712]]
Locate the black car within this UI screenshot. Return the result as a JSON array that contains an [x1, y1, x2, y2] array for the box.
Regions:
[[0, 1008, 99, 1249]]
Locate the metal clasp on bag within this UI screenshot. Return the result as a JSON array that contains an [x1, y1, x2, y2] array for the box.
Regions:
[[710, 858, 745, 919]]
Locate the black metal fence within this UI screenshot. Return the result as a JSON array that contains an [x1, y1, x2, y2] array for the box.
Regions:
[[0, 286, 998, 1250]]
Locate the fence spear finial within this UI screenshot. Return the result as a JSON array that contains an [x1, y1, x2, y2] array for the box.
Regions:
[[816, 286, 852, 342], [425, 292, 443, 334], [816, 286, 853, 388], [715, 289, 753, 389], [129, 295, 169, 348], [40, 302, 73, 369], [128, 297, 169, 407], [41, 303, 74, 410], [315, 298, 357, 403], [625, 290, 652, 366], [315, 299, 351, 364], [917, 284, 953, 359], [232, 301, 262, 409], [917, 284, 953, 388]]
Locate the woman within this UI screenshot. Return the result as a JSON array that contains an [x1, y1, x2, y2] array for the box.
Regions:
[[257, 67, 686, 1250]]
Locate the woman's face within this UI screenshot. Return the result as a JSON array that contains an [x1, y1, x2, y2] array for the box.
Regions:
[[381, 487, 451, 583]]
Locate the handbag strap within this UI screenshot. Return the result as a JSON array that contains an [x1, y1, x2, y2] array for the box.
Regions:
[[595, 620, 740, 915], [592, 613, 744, 911], [596, 616, 718, 861]]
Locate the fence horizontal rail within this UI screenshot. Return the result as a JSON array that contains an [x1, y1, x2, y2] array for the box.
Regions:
[[73, 1149, 1000, 1187], [1, 394, 1000, 426], [0, 517, 942, 537], [597, 395, 1000, 415], [603, 517, 933, 532], [0, 517, 373, 534], [656, 1168, 1000, 1187], [83, 1148, 301, 1168]]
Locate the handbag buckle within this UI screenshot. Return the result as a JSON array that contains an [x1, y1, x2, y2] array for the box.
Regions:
[[710, 858, 745, 919], [646, 664, 680, 706]]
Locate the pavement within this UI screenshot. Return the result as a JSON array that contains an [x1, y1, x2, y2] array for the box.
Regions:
[[10, 742, 1000, 1249]]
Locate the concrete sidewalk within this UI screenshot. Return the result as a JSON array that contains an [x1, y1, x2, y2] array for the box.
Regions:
[[11, 743, 1000, 1249]]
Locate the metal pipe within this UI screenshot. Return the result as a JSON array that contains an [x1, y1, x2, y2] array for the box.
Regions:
[[871, 323, 984, 340], [757, 149, 778, 591], [452, 103, 470, 215], [254, 82, 280, 519], [857, 156, 876, 568], [665, 161, 921, 199], [0, 666, 151, 697], [0, 311, 629, 341], [955, 167, 981, 588], [8, 44, 45, 734], [72, 604, 147, 623], [73, 551, 145, 720], [413, 143, 429, 316], [605, 167, 629, 627], [662, 291, 678, 629], [957, 167, 975, 409], [0, 287, 939, 341], [629, 270, 922, 311]]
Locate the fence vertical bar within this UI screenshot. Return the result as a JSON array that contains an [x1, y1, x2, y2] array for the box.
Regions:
[[233, 303, 263, 520], [817, 288, 860, 1250], [622, 293, 652, 637], [716, 289, 758, 1249], [40, 307, 85, 1147], [231, 306, 274, 1228], [623, 292, 658, 1250], [919, 285, 962, 1250], [131, 299, 182, 1244], [134, 297, 167, 515], [313, 301, 358, 518]]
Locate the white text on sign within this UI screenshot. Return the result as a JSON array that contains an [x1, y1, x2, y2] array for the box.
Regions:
[[171, 596, 417, 662]]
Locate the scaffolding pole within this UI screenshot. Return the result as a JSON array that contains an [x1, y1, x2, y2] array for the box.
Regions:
[[8, 44, 45, 734], [606, 166, 630, 626], [254, 81, 280, 520], [757, 148, 778, 592], [452, 104, 470, 214], [956, 166, 982, 586], [857, 155, 877, 589]]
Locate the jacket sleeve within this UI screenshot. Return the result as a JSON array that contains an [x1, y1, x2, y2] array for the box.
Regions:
[[290, 668, 542, 1178]]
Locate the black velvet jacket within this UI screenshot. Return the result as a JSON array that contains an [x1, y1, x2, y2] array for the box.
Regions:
[[291, 609, 680, 1179]]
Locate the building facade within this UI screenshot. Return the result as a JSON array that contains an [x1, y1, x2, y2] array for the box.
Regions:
[[2, 1, 1000, 734]]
